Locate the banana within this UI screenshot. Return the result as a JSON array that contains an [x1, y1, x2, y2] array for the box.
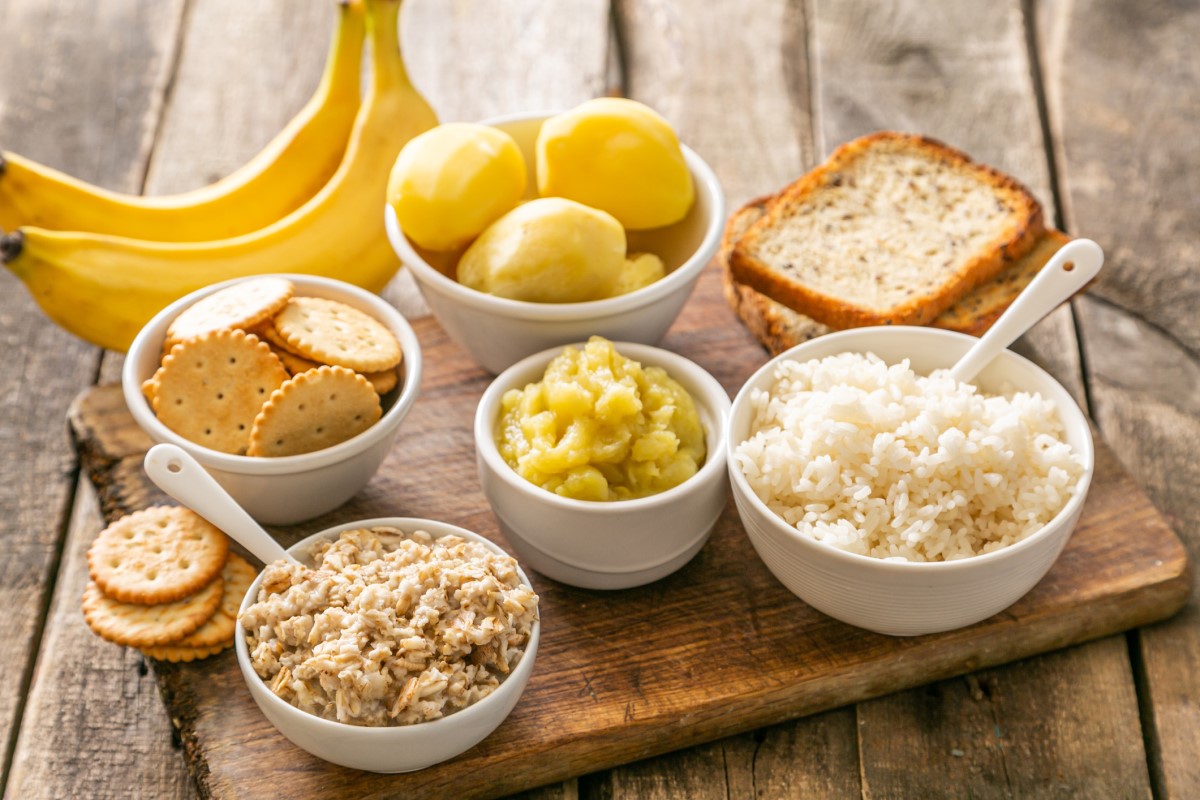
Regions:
[[1, 0, 437, 353], [0, 0, 365, 241]]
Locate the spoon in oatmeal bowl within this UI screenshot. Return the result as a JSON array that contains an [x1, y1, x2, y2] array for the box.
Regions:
[[143, 442, 542, 773]]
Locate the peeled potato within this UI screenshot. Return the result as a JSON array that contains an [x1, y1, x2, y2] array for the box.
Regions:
[[457, 198, 625, 302], [536, 98, 695, 230], [613, 253, 666, 296], [388, 123, 526, 251]]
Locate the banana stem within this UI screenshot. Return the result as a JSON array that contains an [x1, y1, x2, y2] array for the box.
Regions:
[[365, 0, 408, 91], [0, 231, 23, 264]]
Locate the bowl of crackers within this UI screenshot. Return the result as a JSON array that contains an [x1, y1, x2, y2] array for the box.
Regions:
[[122, 274, 421, 525]]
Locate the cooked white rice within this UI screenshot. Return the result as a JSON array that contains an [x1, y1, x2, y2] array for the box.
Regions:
[[735, 352, 1085, 561]]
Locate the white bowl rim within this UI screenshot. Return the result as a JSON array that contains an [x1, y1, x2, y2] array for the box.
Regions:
[[476, 340, 731, 513], [384, 109, 726, 320], [234, 516, 541, 737], [121, 273, 423, 476], [726, 326, 1096, 573]]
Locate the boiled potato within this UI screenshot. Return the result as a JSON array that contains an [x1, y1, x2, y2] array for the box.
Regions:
[[387, 123, 526, 251], [613, 252, 666, 296], [457, 198, 625, 302], [536, 98, 694, 230]]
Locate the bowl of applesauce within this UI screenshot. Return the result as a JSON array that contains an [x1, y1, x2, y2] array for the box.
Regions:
[[474, 337, 731, 589]]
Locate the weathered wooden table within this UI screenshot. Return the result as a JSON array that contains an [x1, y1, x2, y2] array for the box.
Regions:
[[1, 1, 1196, 797]]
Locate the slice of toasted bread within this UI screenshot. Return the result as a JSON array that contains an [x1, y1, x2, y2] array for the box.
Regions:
[[721, 195, 1072, 355], [728, 132, 1045, 328]]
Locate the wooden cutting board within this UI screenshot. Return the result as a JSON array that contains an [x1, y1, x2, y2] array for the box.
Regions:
[[68, 267, 1190, 800]]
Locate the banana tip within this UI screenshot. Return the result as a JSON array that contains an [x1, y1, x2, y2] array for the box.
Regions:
[[0, 151, 6, 176], [0, 231, 23, 264]]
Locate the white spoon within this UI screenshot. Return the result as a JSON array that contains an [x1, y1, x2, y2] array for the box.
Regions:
[[143, 443, 301, 567], [948, 238, 1104, 384]]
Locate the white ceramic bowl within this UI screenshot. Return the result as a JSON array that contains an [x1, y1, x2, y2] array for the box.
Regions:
[[727, 327, 1095, 636], [122, 274, 422, 525], [235, 517, 539, 773], [384, 110, 726, 373], [475, 342, 731, 589]]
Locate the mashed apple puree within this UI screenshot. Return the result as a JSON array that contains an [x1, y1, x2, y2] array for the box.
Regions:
[[496, 337, 706, 501]]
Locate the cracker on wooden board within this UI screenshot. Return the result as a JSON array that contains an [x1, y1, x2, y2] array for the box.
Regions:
[[247, 365, 382, 457], [273, 297, 402, 373], [82, 578, 224, 648], [151, 329, 289, 455], [87, 506, 229, 605], [175, 553, 257, 648], [139, 641, 231, 663], [164, 277, 294, 349]]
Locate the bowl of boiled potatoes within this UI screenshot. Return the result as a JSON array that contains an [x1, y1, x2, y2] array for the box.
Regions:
[[383, 99, 726, 373]]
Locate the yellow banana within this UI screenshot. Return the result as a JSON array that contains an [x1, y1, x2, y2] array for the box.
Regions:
[[0, 0, 365, 241], [1, 0, 437, 353]]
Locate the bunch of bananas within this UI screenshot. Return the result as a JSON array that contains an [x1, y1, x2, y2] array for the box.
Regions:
[[0, 0, 437, 352]]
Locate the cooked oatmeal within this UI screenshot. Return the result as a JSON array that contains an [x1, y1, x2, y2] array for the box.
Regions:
[[240, 526, 539, 726]]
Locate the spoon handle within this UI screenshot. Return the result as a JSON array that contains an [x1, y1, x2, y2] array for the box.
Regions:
[[143, 443, 298, 566], [949, 238, 1104, 385]]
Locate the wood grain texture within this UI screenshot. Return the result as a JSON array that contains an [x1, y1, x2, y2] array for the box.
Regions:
[[67, 272, 1189, 800], [611, 1, 862, 795], [858, 635, 1152, 798], [0, 0, 184, 792], [6, 480, 198, 800], [1039, 0, 1200, 795], [1076, 296, 1200, 799], [141, 0, 332, 195], [1039, 0, 1200, 356]]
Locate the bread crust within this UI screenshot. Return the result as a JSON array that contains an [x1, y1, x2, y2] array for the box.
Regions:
[[729, 131, 1045, 329], [721, 194, 1073, 355]]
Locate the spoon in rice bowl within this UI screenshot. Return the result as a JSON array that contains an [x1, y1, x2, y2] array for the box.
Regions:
[[949, 238, 1103, 384]]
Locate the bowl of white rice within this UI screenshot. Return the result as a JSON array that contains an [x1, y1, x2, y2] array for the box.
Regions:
[[727, 326, 1093, 636]]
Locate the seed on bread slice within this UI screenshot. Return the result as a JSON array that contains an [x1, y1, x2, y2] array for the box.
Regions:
[[721, 194, 1072, 354], [728, 132, 1045, 329]]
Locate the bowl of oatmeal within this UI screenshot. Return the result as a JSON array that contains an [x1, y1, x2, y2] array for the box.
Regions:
[[235, 518, 540, 773]]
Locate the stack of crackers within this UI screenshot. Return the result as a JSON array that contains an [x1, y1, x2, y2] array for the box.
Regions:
[[82, 506, 258, 662], [141, 276, 404, 456]]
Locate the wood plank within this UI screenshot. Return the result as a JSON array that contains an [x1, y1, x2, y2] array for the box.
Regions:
[[1038, 0, 1200, 356], [1076, 296, 1200, 799], [1039, 0, 1200, 795], [858, 635, 1151, 798], [65, 287, 1189, 800], [610, 1, 860, 795], [6, 480, 198, 800], [802, 0, 1152, 795], [0, 0, 185, 793]]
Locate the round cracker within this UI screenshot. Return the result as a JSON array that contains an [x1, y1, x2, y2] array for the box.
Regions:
[[247, 366, 382, 457], [152, 329, 288, 455], [140, 641, 231, 663], [165, 277, 294, 348], [270, 344, 321, 376], [88, 506, 229, 605], [362, 367, 399, 395], [273, 297, 402, 373], [83, 577, 224, 648], [175, 553, 257, 648], [257, 320, 304, 355]]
